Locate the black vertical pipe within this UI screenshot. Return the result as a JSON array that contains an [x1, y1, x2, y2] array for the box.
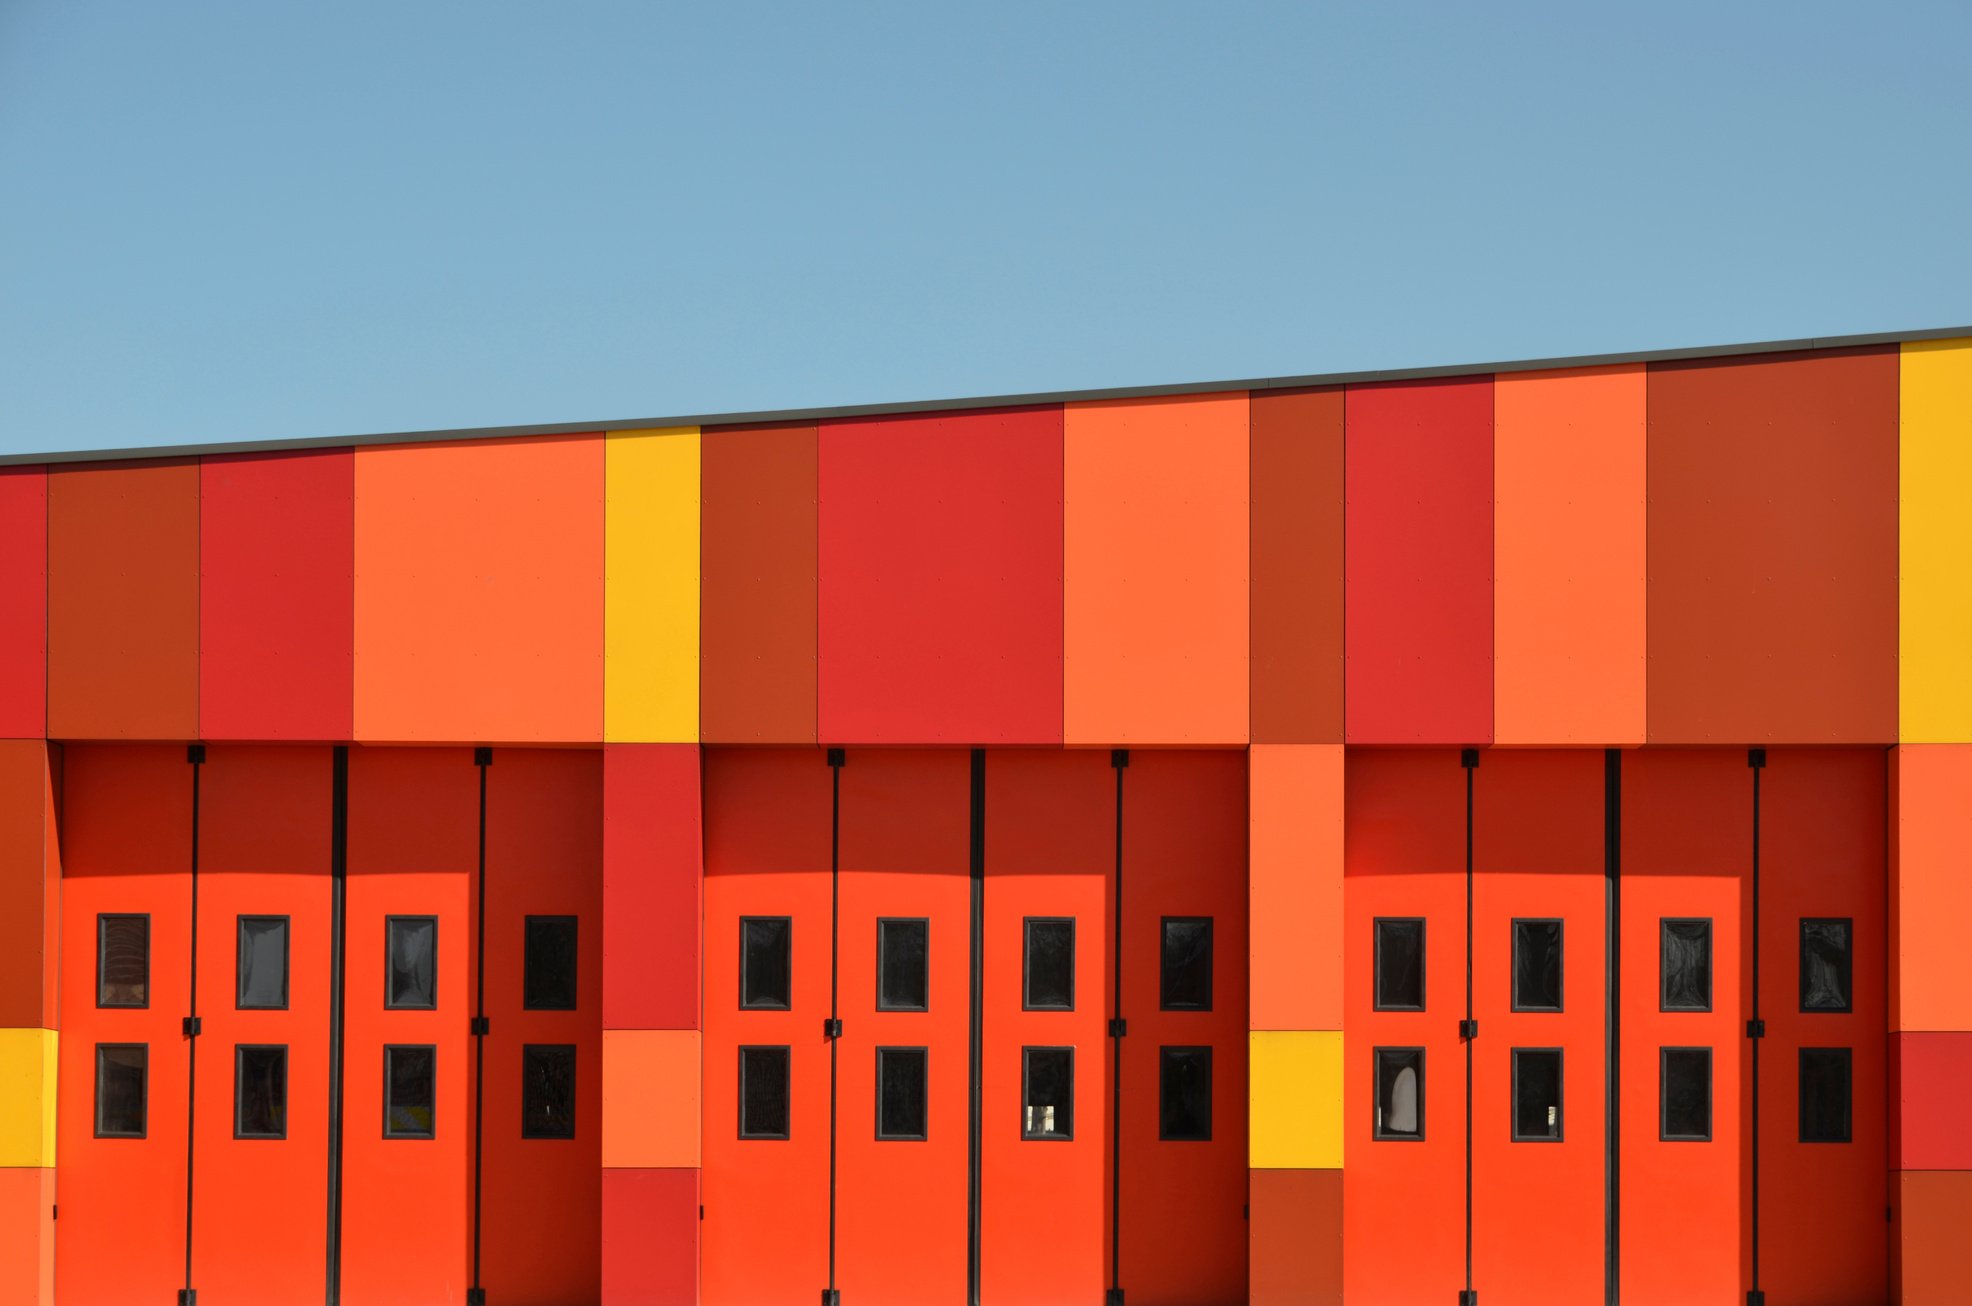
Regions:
[[1108, 749, 1128, 1306], [827, 748, 843, 1304], [1748, 748, 1765, 1305], [966, 749, 986, 1306], [325, 746, 349, 1306], [1605, 748, 1621, 1306], [183, 743, 205, 1306], [469, 748, 490, 1305]]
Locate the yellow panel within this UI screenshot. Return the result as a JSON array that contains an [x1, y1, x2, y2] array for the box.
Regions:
[[605, 428, 701, 742], [1249, 1029, 1342, 1169], [0, 1029, 55, 1167], [1902, 339, 1972, 742], [600, 1028, 700, 1168]]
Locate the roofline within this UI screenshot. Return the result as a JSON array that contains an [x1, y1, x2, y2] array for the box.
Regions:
[[7, 321, 1967, 467]]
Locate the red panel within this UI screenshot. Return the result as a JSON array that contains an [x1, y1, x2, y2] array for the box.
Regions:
[[1343, 379, 1494, 744], [0, 467, 46, 738], [1250, 388, 1344, 743], [1250, 1168, 1342, 1306], [1897, 1033, 1972, 1170], [199, 450, 354, 741], [604, 744, 702, 1029], [818, 407, 1064, 744], [602, 1168, 700, 1306]]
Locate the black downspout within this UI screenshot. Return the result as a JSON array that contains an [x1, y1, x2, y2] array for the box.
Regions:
[[181, 743, 206, 1306], [325, 746, 349, 1306]]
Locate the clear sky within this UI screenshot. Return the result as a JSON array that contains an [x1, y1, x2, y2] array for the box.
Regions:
[[2, 1, 1967, 455]]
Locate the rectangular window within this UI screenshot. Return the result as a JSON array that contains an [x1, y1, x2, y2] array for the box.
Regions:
[[739, 1045, 791, 1139], [385, 916, 438, 1010], [235, 1044, 288, 1139], [521, 1043, 577, 1139], [1799, 1047, 1853, 1144], [1160, 917, 1214, 1011], [236, 915, 290, 1010], [1660, 1047, 1712, 1141], [876, 1047, 928, 1141], [1799, 918, 1853, 1013], [1159, 1046, 1212, 1141], [383, 1044, 436, 1139], [1511, 1048, 1563, 1141], [740, 917, 792, 1011], [97, 913, 149, 1008], [1022, 1046, 1074, 1140], [1373, 1047, 1424, 1140], [1374, 918, 1425, 1011], [1023, 918, 1075, 1011], [1511, 919, 1563, 1012], [877, 918, 929, 1012], [524, 916, 579, 1011], [94, 1043, 147, 1138], [1660, 918, 1712, 1012]]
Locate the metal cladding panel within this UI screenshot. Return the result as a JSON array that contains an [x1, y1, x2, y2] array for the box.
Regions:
[[1065, 393, 1249, 745], [818, 407, 1063, 744], [1249, 388, 1344, 743], [199, 450, 355, 741], [0, 1167, 55, 1306], [1493, 365, 1646, 745], [1900, 338, 1972, 742], [604, 428, 700, 743], [602, 1167, 699, 1306], [0, 468, 46, 739], [1249, 744, 1343, 1031], [48, 460, 199, 741], [354, 435, 604, 743], [1646, 347, 1898, 743], [603, 743, 702, 1030], [1896, 1032, 1972, 1170], [0, 742, 56, 1028], [1890, 745, 1972, 1032], [1249, 1167, 1342, 1306], [1344, 378, 1494, 745], [1898, 1170, 1972, 1305], [700, 423, 817, 744]]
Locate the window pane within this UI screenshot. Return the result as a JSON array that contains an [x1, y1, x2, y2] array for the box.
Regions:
[[97, 914, 149, 1008], [95, 1044, 147, 1138], [521, 1044, 577, 1139], [386, 917, 438, 1010], [1159, 1046, 1212, 1141], [1660, 919, 1711, 1012], [524, 916, 579, 1011], [876, 1047, 928, 1140], [1512, 919, 1563, 1012], [1022, 1047, 1074, 1139], [1374, 1047, 1423, 1140], [1661, 1048, 1711, 1140], [1512, 1048, 1563, 1141], [1374, 919, 1425, 1011], [384, 1045, 436, 1139], [235, 1044, 287, 1139], [1023, 919, 1075, 1011], [237, 916, 289, 1010], [740, 917, 792, 1010], [1799, 1047, 1853, 1143], [1160, 918, 1214, 1012], [1800, 919, 1853, 1013], [877, 919, 929, 1012], [740, 1046, 791, 1139]]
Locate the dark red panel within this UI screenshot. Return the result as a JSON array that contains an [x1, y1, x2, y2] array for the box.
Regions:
[[0, 468, 46, 738], [603, 744, 701, 1029], [0, 741, 55, 1028], [602, 1168, 699, 1305], [1250, 1168, 1342, 1306], [1250, 388, 1344, 742]]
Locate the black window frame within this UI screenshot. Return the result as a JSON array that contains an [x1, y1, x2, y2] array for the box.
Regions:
[[1158, 1045, 1213, 1142], [1373, 917, 1426, 1013], [1510, 918, 1565, 1013], [1509, 1046, 1564, 1143], [875, 917, 931, 1013], [1798, 917, 1854, 1014], [382, 1043, 438, 1140], [739, 916, 793, 1012], [520, 1042, 578, 1140], [738, 1044, 792, 1140], [874, 1045, 930, 1142], [1659, 917, 1713, 1013], [236, 914, 291, 1011], [523, 915, 580, 1012], [234, 1043, 289, 1140], [384, 915, 439, 1011], [1798, 1046, 1854, 1144], [1158, 916, 1215, 1012], [1020, 1045, 1075, 1141], [96, 912, 151, 1009], [93, 1042, 148, 1139], [1659, 1046, 1713, 1142], [1021, 917, 1076, 1013], [1372, 1046, 1426, 1142]]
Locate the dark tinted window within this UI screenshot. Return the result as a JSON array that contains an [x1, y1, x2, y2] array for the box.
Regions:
[[1374, 919, 1424, 1011], [1800, 919, 1853, 1013], [521, 1044, 577, 1139], [384, 1045, 436, 1139], [1511, 1048, 1562, 1141], [1374, 1048, 1423, 1140], [1023, 919, 1075, 1011], [739, 1046, 790, 1139], [876, 1047, 928, 1140], [237, 916, 289, 1010], [1512, 919, 1563, 1012], [235, 1044, 287, 1139], [95, 1044, 147, 1138], [97, 914, 149, 1008], [1160, 918, 1213, 1011], [740, 917, 792, 1010], [1159, 1046, 1212, 1141], [1660, 919, 1711, 1012], [1661, 1047, 1711, 1140], [524, 916, 579, 1011], [1023, 1047, 1074, 1139], [386, 917, 437, 1010], [877, 919, 929, 1012], [1799, 1047, 1853, 1143]]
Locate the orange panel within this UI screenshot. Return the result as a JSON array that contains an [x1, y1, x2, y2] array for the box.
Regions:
[[0, 741, 57, 1028], [1249, 744, 1342, 1030], [1889, 745, 1972, 1032], [1065, 393, 1249, 744], [47, 461, 199, 740], [354, 436, 603, 743], [1250, 1167, 1341, 1306], [1493, 366, 1646, 745], [0, 1167, 54, 1306], [1898, 1170, 1972, 1306]]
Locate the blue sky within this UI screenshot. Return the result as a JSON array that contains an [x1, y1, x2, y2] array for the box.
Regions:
[[2, 1, 1966, 454]]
